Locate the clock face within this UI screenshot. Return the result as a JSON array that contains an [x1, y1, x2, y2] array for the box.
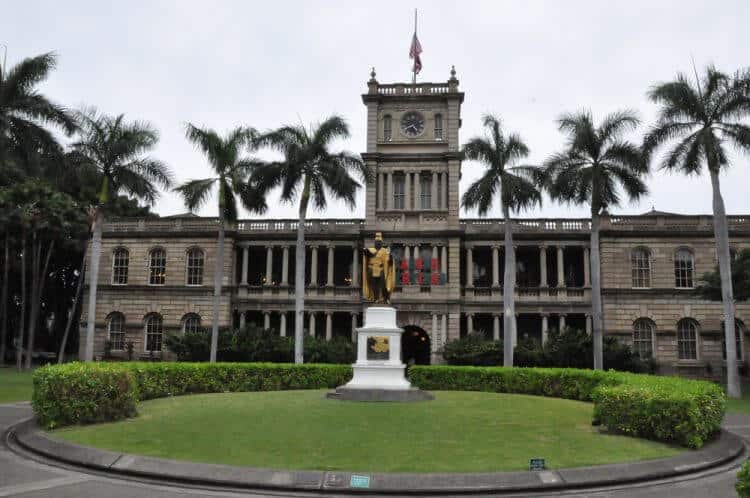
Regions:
[[400, 112, 425, 138]]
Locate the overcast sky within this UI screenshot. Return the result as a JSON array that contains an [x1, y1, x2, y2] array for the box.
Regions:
[[4, 0, 749, 219]]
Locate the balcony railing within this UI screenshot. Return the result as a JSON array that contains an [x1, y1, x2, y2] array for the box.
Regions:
[[463, 286, 589, 301]]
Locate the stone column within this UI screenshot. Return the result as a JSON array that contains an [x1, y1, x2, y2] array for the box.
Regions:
[[310, 246, 318, 286], [279, 312, 287, 337], [265, 247, 273, 285], [351, 246, 359, 286], [326, 245, 334, 286], [441, 245, 448, 278], [556, 246, 565, 288], [466, 246, 474, 288], [559, 313, 566, 331], [442, 172, 448, 210], [404, 246, 411, 265], [263, 311, 271, 330], [583, 247, 591, 287], [351, 313, 358, 342], [539, 245, 547, 287], [432, 314, 439, 353], [586, 314, 592, 335], [431, 171, 438, 209], [413, 245, 420, 267], [387, 172, 394, 210], [492, 245, 500, 287], [441, 314, 448, 347], [414, 172, 422, 210], [325, 311, 333, 341], [431, 245, 438, 271], [378, 172, 384, 210], [308, 312, 316, 337], [281, 246, 289, 285], [403, 171, 411, 210], [466, 313, 474, 334], [541, 314, 549, 344], [241, 247, 249, 285], [493, 314, 500, 340], [239, 311, 246, 329]]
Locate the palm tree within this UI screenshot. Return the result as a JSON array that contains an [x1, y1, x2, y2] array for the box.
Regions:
[[461, 115, 544, 366], [643, 66, 750, 398], [175, 124, 269, 362], [252, 116, 371, 364], [0, 52, 76, 169], [544, 110, 648, 370], [72, 108, 173, 361]]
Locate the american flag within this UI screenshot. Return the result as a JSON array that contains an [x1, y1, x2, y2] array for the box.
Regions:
[[409, 32, 422, 75]]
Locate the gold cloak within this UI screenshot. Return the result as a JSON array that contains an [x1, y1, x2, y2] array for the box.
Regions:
[[361, 247, 396, 303]]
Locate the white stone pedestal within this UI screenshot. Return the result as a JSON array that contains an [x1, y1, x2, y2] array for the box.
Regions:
[[328, 307, 433, 402]]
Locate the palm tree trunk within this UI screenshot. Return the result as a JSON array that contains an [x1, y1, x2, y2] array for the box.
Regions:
[[25, 239, 53, 370], [24, 234, 40, 370], [502, 205, 516, 367], [58, 244, 87, 364], [15, 236, 26, 371], [591, 213, 604, 370], [0, 234, 9, 365], [294, 174, 312, 364], [84, 209, 103, 361], [209, 219, 225, 363], [710, 169, 740, 398]]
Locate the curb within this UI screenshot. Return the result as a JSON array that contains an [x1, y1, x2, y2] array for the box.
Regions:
[[6, 419, 746, 495]]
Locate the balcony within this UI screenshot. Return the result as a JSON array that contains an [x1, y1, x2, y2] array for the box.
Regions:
[[234, 285, 361, 301], [462, 286, 590, 303]]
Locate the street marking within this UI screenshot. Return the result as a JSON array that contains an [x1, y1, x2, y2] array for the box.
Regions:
[[0, 476, 90, 497]]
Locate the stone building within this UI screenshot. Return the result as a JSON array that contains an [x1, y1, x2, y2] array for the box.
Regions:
[[80, 71, 750, 377]]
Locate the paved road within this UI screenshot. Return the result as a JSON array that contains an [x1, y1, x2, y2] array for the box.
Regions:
[[0, 402, 747, 497]]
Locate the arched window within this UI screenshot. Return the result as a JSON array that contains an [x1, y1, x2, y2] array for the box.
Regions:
[[108, 312, 125, 350], [434, 113, 443, 140], [112, 248, 129, 285], [674, 248, 694, 288], [144, 314, 163, 352], [186, 248, 204, 285], [633, 318, 655, 358], [149, 248, 166, 285], [383, 115, 392, 141], [722, 319, 744, 361], [182, 313, 202, 334], [631, 247, 651, 288], [677, 318, 699, 360]]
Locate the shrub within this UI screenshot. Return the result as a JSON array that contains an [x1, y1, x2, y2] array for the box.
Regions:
[[441, 334, 503, 365], [32, 363, 137, 429], [737, 460, 750, 498], [409, 365, 725, 448]]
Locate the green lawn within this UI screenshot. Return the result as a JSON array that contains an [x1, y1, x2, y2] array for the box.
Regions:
[[0, 368, 34, 404], [52, 390, 683, 472]]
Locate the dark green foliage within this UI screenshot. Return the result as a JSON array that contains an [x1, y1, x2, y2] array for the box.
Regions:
[[164, 325, 354, 364], [409, 365, 725, 448], [32, 362, 137, 429], [737, 460, 750, 497], [442, 328, 653, 373], [698, 248, 750, 302]]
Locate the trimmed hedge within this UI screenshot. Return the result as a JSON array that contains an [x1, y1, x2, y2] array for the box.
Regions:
[[737, 460, 750, 498], [32, 363, 725, 449]]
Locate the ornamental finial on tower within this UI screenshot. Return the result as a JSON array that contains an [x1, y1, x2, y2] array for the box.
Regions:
[[450, 65, 457, 80], [369, 67, 377, 82]]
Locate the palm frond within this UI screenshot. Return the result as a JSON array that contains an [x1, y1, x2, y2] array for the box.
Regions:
[[598, 110, 640, 143], [173, 178, 216, 212], [461, 169, 499, 216], [312, 116, 350, 147]]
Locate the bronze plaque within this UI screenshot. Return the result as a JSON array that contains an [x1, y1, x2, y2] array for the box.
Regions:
[[367, 336, 390, 361]]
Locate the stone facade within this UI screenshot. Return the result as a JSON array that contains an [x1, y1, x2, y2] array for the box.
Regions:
[[79, 73, 750, 377]]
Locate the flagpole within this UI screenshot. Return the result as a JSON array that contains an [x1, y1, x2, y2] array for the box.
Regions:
[[412, 9, 417, 84]]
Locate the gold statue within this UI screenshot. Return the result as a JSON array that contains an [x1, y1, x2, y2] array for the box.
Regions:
[[361, 232, 396, 304]]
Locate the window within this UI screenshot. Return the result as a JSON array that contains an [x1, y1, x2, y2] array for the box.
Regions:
[[434, 114, 443, 140], [632, 318, 654, 358], [674, 248, 694, 288], [145, 314, 163, 352], [182, 313, 202, 334], [420, 173, 432, 209], [383, 115, 392, 141], [393, 174, 405, 209], [631, 248, 651, 288], [186, 248, 204, 285], [108, 313, 125, 350], [677, 318, 699, 360], [112, 248, 129, 285], [149, 248, 166, 285], [722, 319, 744, 361]]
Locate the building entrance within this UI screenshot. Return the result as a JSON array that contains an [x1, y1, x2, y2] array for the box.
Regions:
[[401, 325, 431, 365]]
